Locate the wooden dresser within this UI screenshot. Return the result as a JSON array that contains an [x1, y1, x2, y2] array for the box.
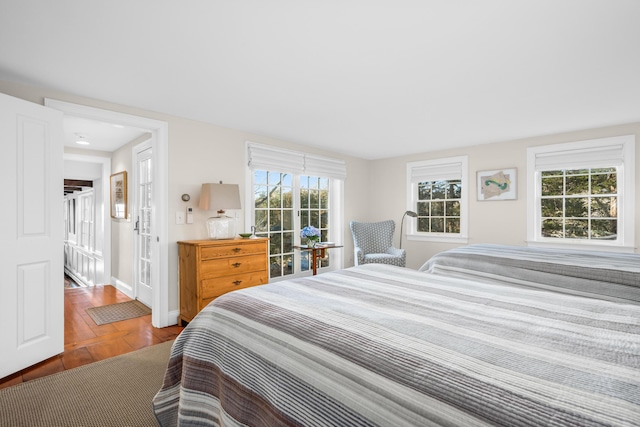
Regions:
[[178, 238, 269, 325]]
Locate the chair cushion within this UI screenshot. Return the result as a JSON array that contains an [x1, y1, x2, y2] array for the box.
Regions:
[[363, 253, 406, 267]]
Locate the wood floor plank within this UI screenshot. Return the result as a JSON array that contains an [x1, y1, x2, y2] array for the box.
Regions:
[[0, 283, 183, 388]]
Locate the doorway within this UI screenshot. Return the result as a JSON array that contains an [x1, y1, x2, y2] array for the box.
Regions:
[[46, 98, 171, 328]]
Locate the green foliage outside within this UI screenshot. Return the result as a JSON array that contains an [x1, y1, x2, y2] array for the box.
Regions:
[[540, 168, 617, 239]]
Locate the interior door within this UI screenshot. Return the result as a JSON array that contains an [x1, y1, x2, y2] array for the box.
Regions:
[[0, 92, 64, 378], [134, 144, 153, 306]]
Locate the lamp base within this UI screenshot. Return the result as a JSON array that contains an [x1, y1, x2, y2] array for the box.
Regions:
[[206, 215, 237, 239]]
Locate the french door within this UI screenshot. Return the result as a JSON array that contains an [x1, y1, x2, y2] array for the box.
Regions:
[[134, 144, 153, 306]]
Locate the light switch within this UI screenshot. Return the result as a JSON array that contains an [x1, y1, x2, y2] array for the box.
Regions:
[[176, 211, 185, 225]]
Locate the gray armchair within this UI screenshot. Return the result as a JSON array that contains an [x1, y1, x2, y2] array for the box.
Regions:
[[349, 220, 406, 267]]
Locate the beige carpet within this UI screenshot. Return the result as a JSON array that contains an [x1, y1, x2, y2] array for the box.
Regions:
[[0, 341, 173, 427], [86, 300, 152, 325]]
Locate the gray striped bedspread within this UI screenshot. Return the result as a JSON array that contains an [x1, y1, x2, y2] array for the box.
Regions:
[[153, 262, 640, 426]]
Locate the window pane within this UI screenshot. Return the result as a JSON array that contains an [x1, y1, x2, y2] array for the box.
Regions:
[[541, 198, 563, 217], [268, 186, 280, 208], [310, 189, 320, 208], [541, 176, 563, 196], [417, 217, 429, 232], [310, 210, 319, 226], [541, 219, 563, 238], [254, 171, 268, 185], [431, 218, 444, 232], [445, 200, 460, 216], [300, 210, 309, 226], [283, 231, 294, 253], [255, 186, 268, 208], [565, 198, 588, 217], [448, 182, 461, 199], [270, 233, 282, 254], [591, 197, 616, 218], [283, 254, 293, 275], [270, 257, 282, 278], [431, 201, 444, 216], [300, 189, 309, 208], [282, 187, 293, 208], [269, 211, 282, 231], [308, 176, 319, 189], [418, 183, 431, 200], [591, 172, 616, 194], [320, 210, 329, 228], [417, 202, 429, 216], [565, 219, 589, 238], [591, 219, 617, 239], [282, 173, 293, 186], [319, 177, 329, 190], [565, 175, 589, 195], [445, 218, 460, 233], [432, 182, 446, 199], [283, 209, 293, 230], [268, 172, 281, 185], [255, 210, 268, 231], [319, 190, 329, 209]]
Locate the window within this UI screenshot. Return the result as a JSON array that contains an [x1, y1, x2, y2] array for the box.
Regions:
[[527, 135, 635, 251], [406, 156, 468, 243], [247, 143, 345, 279]]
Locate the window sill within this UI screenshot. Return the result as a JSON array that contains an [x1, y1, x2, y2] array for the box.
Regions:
[[407, 234, 469, 244], [526, 240, 636, 254]]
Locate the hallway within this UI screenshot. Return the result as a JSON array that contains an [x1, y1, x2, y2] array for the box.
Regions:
[[0, 285, 182, 389]]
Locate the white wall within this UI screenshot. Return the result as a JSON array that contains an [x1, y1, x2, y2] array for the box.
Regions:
[[3, 78, 637, 317], [370, 122, 640, 268], [0, 79, 371, 319]]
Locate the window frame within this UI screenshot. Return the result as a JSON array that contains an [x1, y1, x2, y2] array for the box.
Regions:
[[406, 156, 469, 243], [526, 135, 635, 252], [245, 142, 345, 280]]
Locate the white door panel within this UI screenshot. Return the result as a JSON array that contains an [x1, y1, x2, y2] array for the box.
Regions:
[[0, 92, 64, 378]]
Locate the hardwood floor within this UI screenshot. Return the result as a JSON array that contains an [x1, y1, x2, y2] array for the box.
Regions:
[[0, 283, 183, 390]]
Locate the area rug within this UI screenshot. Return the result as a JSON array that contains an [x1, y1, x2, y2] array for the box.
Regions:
[[85, 300, 151, 325], [0, 341, 172, 427]]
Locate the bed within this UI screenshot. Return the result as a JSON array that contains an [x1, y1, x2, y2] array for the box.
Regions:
[[153, 244, 640, 426]]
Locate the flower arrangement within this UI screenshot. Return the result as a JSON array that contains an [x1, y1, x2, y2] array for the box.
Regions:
[[301, 225, 321, 247]]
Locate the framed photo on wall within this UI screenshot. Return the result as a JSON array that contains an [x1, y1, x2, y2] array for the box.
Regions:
[[110, 171, 128, 219], [477, 168, 517, 201]]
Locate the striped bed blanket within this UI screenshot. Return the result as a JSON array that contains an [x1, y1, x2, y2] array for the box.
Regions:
[[153, 252, 640, 426]]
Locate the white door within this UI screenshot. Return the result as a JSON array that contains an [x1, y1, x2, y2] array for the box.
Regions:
[[134, 144, 153, 306], [0, 93, 64, 378]]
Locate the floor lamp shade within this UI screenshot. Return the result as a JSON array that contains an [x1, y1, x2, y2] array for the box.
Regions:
[[199, 183, 242, 239]]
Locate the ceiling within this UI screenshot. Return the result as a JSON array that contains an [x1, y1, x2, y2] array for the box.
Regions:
[[1, 1, 640, 160], [63, 115, 149, 152]]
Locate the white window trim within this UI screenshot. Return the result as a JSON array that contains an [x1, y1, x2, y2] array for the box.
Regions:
[[245, 142, 345, 279], [406, 155, 469, 244], [526, 135, 635, 252]]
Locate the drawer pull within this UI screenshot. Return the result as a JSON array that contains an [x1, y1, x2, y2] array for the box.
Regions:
[[232, 280, 242, 286], [232, 262, 242, 268], [232, 248, 242, 253]]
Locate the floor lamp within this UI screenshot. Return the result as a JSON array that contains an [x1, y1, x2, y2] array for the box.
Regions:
[[399, 210, 417, 249]]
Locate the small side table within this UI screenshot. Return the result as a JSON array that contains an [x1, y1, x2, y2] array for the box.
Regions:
[[294, 244, 343, 275]]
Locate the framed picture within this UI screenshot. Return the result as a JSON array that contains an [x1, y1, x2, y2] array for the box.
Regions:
[[110, 171, 128, 219], [477, 168, 517, 201]]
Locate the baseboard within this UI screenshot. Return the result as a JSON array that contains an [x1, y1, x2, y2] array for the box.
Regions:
[[168, 310, 180, 326], [111, 276, 134, 299], [64, 268, 90, 287]]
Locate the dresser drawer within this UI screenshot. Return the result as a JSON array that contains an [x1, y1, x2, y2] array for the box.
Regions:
[[201, 271, 268, 299], [200, 254, 267, 278], [201, 243, 264, 259]]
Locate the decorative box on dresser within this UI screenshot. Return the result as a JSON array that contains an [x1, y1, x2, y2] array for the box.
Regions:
[[178, 238, 269, 326]]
